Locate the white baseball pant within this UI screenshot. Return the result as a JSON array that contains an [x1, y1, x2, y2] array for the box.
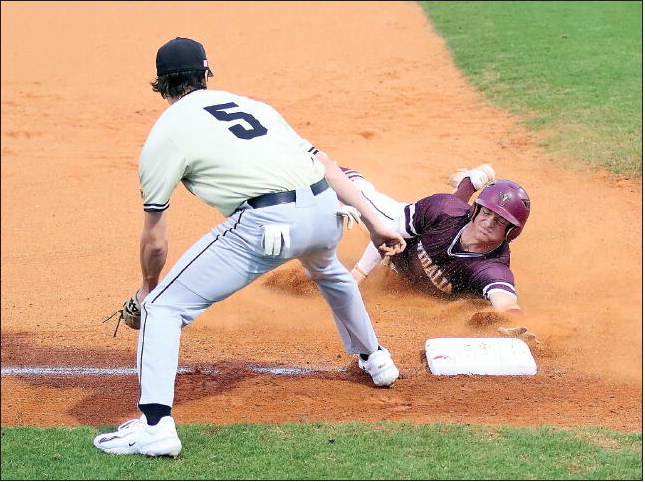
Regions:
[[137, 185, 380, 407]]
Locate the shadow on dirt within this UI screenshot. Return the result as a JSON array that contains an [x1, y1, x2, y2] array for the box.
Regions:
[[1, 332, 377, 425]]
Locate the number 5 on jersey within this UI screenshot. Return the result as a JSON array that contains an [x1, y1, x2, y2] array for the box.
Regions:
[[204, 103, 268, 140]]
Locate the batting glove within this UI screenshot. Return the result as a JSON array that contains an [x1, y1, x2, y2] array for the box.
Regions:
[[263, 224, 291, 256], [336, 206, 361, 230]]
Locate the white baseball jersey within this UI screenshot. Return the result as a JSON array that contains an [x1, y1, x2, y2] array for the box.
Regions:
[[138, 89, 325, 216]]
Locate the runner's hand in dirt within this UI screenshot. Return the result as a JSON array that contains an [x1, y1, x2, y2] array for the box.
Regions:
[[468, 308, 540, 343]]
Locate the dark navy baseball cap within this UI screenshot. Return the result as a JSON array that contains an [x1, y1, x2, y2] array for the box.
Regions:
[[156, 37, 214, 77]]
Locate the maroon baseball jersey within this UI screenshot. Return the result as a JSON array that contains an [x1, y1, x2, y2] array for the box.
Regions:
[[391, 193, 516, 300]]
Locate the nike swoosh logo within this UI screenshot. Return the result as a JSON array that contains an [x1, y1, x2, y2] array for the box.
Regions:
[[129, 442, 136, 446]]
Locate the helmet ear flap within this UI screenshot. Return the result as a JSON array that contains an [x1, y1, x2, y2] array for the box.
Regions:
[[505, 225, 517, 242], [470, 204, 481, 221]]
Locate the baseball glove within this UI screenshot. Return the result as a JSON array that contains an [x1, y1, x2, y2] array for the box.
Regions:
[[102, 291, 141, 337]]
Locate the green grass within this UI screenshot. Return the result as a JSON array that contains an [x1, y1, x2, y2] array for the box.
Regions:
[[419, 1, 642, 177], [1, 422, 642, 480]]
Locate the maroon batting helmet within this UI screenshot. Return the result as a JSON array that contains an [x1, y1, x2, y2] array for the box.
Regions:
[[472, 180, 530, 241]]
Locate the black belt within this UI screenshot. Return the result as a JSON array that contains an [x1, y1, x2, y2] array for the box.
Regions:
[[247, 178, 329, 209]]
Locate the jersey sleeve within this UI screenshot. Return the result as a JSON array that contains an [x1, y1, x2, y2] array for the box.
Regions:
[[400, 194, 451, 238], [472, 262, 517, 301], [354, 242, 384, 276], [138, 124, 187, 212]]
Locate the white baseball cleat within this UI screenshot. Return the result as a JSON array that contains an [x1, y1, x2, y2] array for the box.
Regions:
[[358, 346, 400, 387], [449, 164, 496, 191], [93, 415, 182, 457]]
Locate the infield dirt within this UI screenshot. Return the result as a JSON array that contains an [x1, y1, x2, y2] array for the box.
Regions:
[[1, 1, 641, 432]]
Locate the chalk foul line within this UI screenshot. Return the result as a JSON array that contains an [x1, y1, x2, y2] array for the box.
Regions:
[[1, 364, 349, 377]]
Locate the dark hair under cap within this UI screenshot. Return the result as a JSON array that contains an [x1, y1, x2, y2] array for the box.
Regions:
[[156, 37, 214, 77]]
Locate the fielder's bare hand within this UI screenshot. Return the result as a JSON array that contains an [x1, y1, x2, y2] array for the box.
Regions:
[[369, 228, 406, 257]]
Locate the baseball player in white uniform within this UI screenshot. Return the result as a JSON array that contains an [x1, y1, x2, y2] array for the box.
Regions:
[[94, 37, 406, 457]]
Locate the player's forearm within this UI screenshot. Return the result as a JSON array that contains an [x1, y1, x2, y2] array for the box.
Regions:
[[491, 299, 522, 313], [488, 290, 522, 313], [317, 153, 400, 234], [140, 240, 167, 295], [352, 242, 383, 283], [351, 268, 367, 284], [139, 211, 169, 297]]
